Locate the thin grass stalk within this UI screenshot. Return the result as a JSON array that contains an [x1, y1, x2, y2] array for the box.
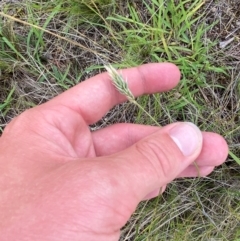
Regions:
[[105, 64, 160, 126]]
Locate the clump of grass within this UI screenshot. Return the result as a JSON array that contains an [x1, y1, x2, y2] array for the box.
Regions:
[[106, 0, 229, 129], [60, 0, 114, 21]]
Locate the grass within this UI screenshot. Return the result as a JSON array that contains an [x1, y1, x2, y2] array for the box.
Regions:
[[105, 64, 160, 126], [0, 0, 240, 240]]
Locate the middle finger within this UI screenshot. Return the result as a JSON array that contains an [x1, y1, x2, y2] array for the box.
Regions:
[[92, 123, 228, 167]]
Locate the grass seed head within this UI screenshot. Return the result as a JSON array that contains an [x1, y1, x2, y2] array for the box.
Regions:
[[105, 65, 134, 100]]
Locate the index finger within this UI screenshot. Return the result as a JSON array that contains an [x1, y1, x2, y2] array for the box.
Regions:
[[44, 63, 181, 124]]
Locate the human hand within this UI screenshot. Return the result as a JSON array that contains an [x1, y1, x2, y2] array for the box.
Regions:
[[0, 63, 228, 241]]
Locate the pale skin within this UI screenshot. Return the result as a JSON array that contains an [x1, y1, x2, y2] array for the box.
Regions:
[[0, 63, 228, 241]]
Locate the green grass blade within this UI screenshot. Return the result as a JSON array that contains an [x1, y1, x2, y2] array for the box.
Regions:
[[229, 150, 240, 165]]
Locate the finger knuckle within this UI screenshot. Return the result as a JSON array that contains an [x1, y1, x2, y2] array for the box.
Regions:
[[136, 138, 174, 180]]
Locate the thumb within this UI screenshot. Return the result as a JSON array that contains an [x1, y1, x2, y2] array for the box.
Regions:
[[108, 122, 203, 202], [60, 122, 203, 234]]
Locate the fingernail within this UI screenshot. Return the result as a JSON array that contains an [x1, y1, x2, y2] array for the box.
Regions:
[[169, 122, 202, 156]]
